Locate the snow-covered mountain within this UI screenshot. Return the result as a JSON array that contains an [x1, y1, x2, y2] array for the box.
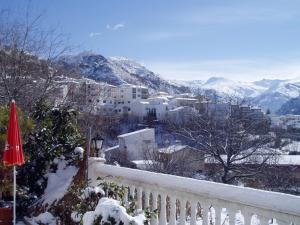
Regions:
[[173, 76, 300, 112], [173, 77, 266, 98], [59, 52, 189, 94], [58, 51, 300, 113]]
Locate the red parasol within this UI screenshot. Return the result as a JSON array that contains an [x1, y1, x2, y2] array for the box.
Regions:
[[3, 100, 25, 225], [3, 100, 24, 166]]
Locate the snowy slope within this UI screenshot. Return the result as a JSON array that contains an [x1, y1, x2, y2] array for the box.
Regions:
[[202, 77, 266, 98], [173, 76, 300, 112], [59, 52, 189, 94]]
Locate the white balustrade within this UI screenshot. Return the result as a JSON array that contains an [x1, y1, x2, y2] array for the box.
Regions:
[[88, 158, 300, 225]]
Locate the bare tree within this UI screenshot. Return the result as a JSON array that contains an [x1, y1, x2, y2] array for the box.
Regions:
[[0, 6, 70, 111], [169, 102, 279, 184]]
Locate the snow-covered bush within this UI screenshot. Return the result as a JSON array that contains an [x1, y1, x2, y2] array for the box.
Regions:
[[16, 102, 84, 215], [82, 198, 145, 225], [25, 212, 57, 225], [53, 177, 154, 225]]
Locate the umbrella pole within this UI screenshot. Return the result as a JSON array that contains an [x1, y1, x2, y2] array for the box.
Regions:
[[13, 166, 16, 225]]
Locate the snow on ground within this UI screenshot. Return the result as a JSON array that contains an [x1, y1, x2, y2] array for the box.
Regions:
[[41, 158, 78, 206], [25, 212, 56, 225], [82, 197, 145, 225], [281, 141, 300, 153]]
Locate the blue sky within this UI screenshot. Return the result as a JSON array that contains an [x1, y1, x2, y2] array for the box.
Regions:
[[2, 0, 300, 81]]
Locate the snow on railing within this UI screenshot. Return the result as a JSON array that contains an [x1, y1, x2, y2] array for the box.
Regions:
[[88, 157, 300, 225]]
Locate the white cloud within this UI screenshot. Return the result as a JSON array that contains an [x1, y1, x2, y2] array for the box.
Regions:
[[141, 31, 191, 41], [89, 32, 102, 37], [106, 23, 125, 31], [145, 59, 300, 82]]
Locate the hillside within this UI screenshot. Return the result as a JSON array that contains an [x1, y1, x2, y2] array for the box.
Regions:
[[58, 52, 189, 94], [277, 96, 300, 115], [174, 76, 300, 112]]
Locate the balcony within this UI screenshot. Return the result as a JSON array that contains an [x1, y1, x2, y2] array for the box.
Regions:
[[88, 158, 300, 225]]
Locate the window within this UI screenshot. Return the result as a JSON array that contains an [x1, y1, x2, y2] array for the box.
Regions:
[[118, 109, 121, 112], [138, 95, 141, 97], [128, 101, 130, 104], [121, 95, 123, 98], [133, 94, 136, 99], [128, 108, 131, 111], [103, 100, 106, 103], [97, 99, 100, 102], [88, 99, 92, 103]]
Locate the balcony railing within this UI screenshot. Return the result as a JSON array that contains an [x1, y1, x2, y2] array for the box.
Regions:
[[88, 158, 300, 225]]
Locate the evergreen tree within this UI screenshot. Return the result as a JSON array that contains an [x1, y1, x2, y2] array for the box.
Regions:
[[17, 102, 84, 211]]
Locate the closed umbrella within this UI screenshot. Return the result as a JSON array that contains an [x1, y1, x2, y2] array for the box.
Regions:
[[3, 100, 25, 225]]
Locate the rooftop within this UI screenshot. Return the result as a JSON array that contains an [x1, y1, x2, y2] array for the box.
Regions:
[[118, 128, 153, 138]]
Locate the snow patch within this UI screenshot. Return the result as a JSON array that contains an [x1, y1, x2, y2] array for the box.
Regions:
[[82, 198, 145, 225], [74, 146, 85, 159], [26, 212, 56, 225], [71, 211, 82, 223], [80, 186, 105, 200], [41, 159, 78, 206]]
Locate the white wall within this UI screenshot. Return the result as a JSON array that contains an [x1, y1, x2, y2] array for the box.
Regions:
[[118, 128, 156, 160]]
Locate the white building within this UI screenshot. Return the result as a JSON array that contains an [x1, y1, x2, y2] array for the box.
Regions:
[[101, 84, 149, 115], [270, 114, 300, 129], [167, 106, 197, 124], [104, 128, 156, 163]]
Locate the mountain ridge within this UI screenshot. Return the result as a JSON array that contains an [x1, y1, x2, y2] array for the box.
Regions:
[[58, 51, 300, 113]]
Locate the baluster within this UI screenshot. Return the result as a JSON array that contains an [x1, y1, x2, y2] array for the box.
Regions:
[[144, 189, 150, 209], [124, 186, 129, 207], [226, 208, 236, 225], [190, 200, 197, 225], [137, 187, 143, 210], [260, 216, 270, 225], [130, 185, 135, 201], [151, 191, 159, 225], [201, 201, 210, 225], [243, 211, 252, 225], [159, 193, 167, 225], [179, 198, 186, 225], [214, 206, 221, 225], [169, 196, 177, 225]]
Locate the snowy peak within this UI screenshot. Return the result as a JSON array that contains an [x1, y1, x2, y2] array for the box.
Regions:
[[173, 76, 300, 112], [204, 76, 230, 85], [253, 79, 286, 89], [201, 77, 266, 98], [59, 52, 189, 94], [109, 56, 159, 79]]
